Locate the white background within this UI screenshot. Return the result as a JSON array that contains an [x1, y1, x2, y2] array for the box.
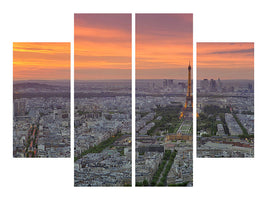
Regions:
[[0, 0, 266, 200]]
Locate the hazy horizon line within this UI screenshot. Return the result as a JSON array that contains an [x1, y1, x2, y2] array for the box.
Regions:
[[196, 78, 254, 81], [14, 79, 70, 81], [14, 78, 254, 81]]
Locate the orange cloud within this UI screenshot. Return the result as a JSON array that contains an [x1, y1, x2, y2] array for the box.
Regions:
[[13, 42, 70, 80], [197, 43, 254, 80], [136, 14, 193, 79], [137, 43, 192, 69], [74, 14, 131, 80]]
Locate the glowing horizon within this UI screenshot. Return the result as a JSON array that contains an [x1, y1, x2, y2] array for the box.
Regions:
[[74, 14, 131, 80], [13, 42, 70, 81], [197, 43, 254, 80], [136, 14, 193, 79]]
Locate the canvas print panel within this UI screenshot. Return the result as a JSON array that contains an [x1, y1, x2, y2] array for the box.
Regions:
[[135, 14, 193, 186], [13, 42, 70, 158], [74, 14, 132, 186], [197, 42, 254, 158]]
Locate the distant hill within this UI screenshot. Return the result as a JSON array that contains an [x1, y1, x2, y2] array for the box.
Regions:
[[13, 82, 66, 91]]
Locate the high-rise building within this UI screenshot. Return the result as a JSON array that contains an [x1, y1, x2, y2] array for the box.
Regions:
[[217, 78, 222, 91], [178, 82, 186, 92], [163, 79, 174, 88], [167, 79, 174, 87], [163, 79, 168, 88], [209, 79, 217, 92], [201, 79, 209, 90]]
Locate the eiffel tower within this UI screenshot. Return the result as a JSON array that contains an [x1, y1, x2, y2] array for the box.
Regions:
[[179, 62, 193, 119]]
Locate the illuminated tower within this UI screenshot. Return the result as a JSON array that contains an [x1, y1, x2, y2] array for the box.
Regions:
[[186, 62, 193, 108], [180, 62, 193, 119]]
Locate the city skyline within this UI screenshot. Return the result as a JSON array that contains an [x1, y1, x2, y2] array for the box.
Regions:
[[197, 42, 254, 80], [136, 14, 193, 79], [13, 42, 70, 80], [74, 14, 131, 80]]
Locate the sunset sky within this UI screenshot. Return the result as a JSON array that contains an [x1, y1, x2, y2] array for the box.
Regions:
[[13, 42, 70, 80], [197, 43, 254, 80], [74, 14, 131, 80], [136, 14, 193, 79]]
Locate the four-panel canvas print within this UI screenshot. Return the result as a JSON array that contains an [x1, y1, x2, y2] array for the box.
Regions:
[[12, 14, 254, 186]]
